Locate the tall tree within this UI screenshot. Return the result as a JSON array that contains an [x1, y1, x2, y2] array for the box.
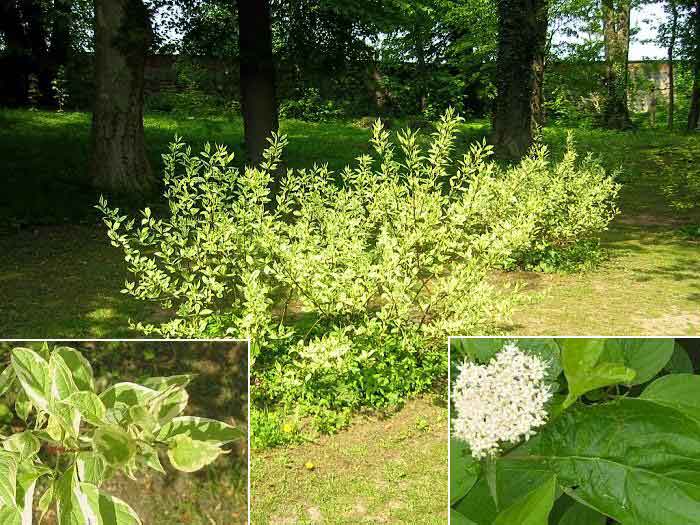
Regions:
[[492, 0, 549, 160], [89, 0, 153, 194], [600, 0, 633, 128], [688, 0, 700, 130], [666, 0, 678, 130], [531, 7, 550, 127], [0, 0, 32, 105], [49, 0, 73, 69], [236, 0, 278, 164], [667, 0, 679, 129], [0, 0, 50, 105]]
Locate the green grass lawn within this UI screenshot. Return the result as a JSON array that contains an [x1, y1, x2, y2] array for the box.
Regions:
[[250, 396, 448, 525]]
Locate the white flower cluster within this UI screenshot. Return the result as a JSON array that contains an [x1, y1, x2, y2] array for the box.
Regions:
[[452, 342, 552, 459]]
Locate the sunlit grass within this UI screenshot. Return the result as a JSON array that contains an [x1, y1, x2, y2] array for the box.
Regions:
[[250, 397, 447, 525]]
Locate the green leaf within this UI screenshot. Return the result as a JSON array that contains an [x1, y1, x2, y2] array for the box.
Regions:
[[63, 391, 107, 426], [450, 338, 503, 363], [141, 445, 166, 475], [450, 508, 478, 525], [80, 483, 142, 525], [11, 348, 50, 411], [558, 501, 606, 525], [559, 339, 635, 408], [15, 463, 42, 523], [665, 343, 694, 374], [0, 451, 17, 507], [2, 431, 40, 462], [641, 373, 700, 420], [100, 383, 159, 410], [141, 374, 192, 392], [452, 478, 497, 525], [492, 475, 556, 525], [0, 507, 21, 525], [494, 458, 557, 512], [141, 376, 192, 423], [0, 366, 15, 398], [54, 347, 95, 392], [55, 465, 93, 525], [77, 452, 108, 486], [525, 398, 700, 525], [37, 482, 54, 520], [49, 353, 79, 400], [604, 338, 674, 385], [14, 391, 31, 422], [48, 397, 81, 439], [93, 426, 137, 467], [155, 416, 242, 444], [450, 438, 479, 505], [167, 434, 223, 472]]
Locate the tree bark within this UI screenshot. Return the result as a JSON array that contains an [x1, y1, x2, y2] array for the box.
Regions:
[[531, 26, 549, 128], [601, 0, 633, 129], [0, 0, 31, 105], [236, 0, 279, 165], [415, 24, 428, 113], [688, 0, 700, 131], [667, 0, 678, 130], [492, 0, 548, 160], [89, 0, 153, 195], [50, 0, 72, 65], [22, 0, 51, 103]]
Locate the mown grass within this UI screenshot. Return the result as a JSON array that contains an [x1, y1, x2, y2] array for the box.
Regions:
[[250, 396, 447, 525], [0, 340, 248, 525]]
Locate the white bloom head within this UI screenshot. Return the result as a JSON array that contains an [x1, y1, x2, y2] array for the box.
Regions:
[[451, 342, 552, 459]]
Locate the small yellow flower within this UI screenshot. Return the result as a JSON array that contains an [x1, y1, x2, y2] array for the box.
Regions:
[[304, 461, 315, 471], [282, 423, 294, 434]]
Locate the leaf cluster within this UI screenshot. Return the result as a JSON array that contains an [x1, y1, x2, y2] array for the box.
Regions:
[[451, 338, 700, 525], [0, 344, 242, 525], [98, 109, 619, 433]]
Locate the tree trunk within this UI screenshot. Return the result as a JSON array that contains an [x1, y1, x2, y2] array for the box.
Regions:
[[601, 0, 633, 129], [667, 0, 678, 130], [688, 0, 700, 131], [690, 77, 700, 131], [89, 0, 153, 195], [492, 0, 548, 160], [50, 0, 72, 66], [415, 24, 428, 114], [236, 0, 278, 165], [21, 0, 52, 104], [0, 0, 31, 105], [531, 30, 548, 128]]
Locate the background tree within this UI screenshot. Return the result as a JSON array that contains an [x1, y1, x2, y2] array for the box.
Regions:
[[688, 0, 700, 129], [492, 0, 549, 160], [600, 0, 633, 128], [89, 0, 153, 194], [236, 0, 278, 165], [0, 0, 49, 105], [665, 0, 680, 128]]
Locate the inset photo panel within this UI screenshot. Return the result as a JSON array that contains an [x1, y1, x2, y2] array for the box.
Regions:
[[449, 336, 700, 525], [0, 339, 249, 525]]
